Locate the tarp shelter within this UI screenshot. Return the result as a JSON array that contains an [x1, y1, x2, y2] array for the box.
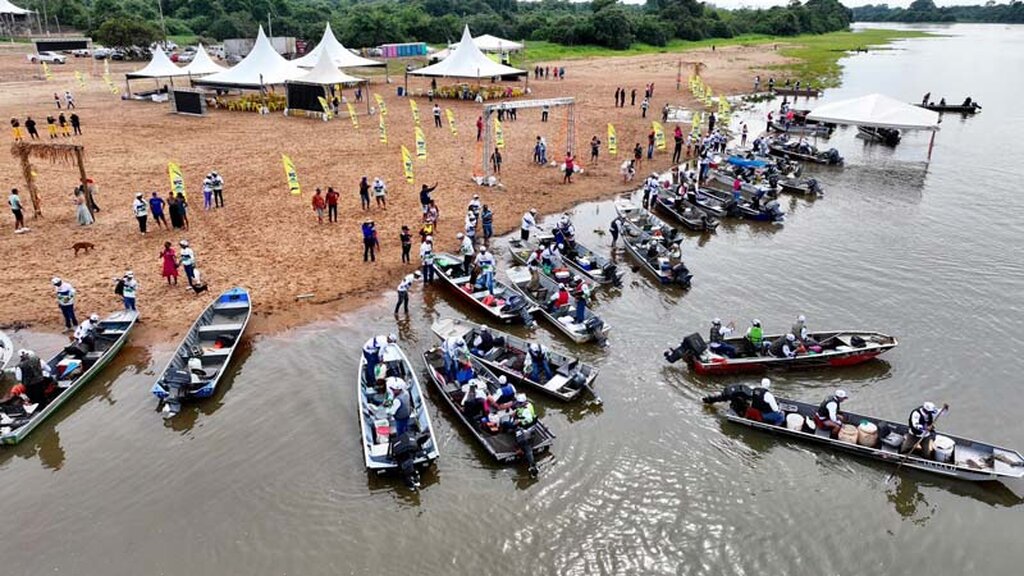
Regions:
[[410, 25, 526, 79], [181, 44, 227, 76], [806, 93, 941, 159], [292, 22, 383, 69], [285, 50, 367, 116], [471, 34, 523, 53], [194, 26, 303, 90]]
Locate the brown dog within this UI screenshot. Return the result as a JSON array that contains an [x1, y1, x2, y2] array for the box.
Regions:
[[71, 241, 95, 256]]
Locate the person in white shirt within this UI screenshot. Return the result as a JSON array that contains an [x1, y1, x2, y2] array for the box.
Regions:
[[120, 270, 139, 312], [520, 208, 537, 241], [467, 194, 482, 216], [372, 177, 387, 209], [132, 192, 148, 234], [476, 246, 496, 294], [465, 210, 477, 240], [179, 240, 197, 286], [395, 273, 415, 315], [457, 232, 474, 276], [52, 277, 78, 330], [419, 236, 434, 283], [752, 378, 784, 425]]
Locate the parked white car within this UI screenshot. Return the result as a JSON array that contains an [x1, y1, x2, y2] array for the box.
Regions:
[[28, 51, 67, 64]]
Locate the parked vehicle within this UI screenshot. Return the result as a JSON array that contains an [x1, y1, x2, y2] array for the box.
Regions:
[[27, 52, 66, 64]]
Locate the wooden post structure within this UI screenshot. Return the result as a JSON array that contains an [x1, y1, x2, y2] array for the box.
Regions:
[[10, 141, 89, 219], [14, 146, 42, 217], [75, 147, 94, 217]]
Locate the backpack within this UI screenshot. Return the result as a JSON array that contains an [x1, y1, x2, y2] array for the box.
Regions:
[[114, 279, 125, 296]]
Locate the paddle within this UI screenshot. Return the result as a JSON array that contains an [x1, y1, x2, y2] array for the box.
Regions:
[[886, 403, 949, 484]]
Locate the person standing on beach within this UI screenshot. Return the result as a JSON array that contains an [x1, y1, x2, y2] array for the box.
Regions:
[[202, 176, 213, 211], [176, 192, 189, 230], [312, 188, 326, 224], [326, 186, 339, 222], [373, 177, 388, 209], [359, 176, 371, 210], [70, 113, 81, 136], [419, 182, 437, 214], [491, 148, 502, 175], [633, 142, 643, 171], [25, 116, 38, 139], [614, 88, 620, 107], [9, 188, 25, 232], [10, 118, 22, 141], [400, 225, 412, 263], [641, 98, 649, 118], [167, 193, 183, 230], [64, 91, 75, 109], [647, 130, 655, 160], [433, 104, 442, 128], [362, 219, 379, 262], [159, 242, 178, 285], [563, 152, 575, 184], [741, 123, 749, 147], [54, 92, 61, 110], [179, 240, 197, 286], [58, 113, 70, 137], [149, 192, 167, 229], [662, 104, 669, 124], [119, 270, 139, 312], [541, 104, 549, 122], [476, 116, 483, 141], [51, 277, 78, 331], [211, 171, 224, 207], [420, 235, 434, 283], [46, 114, 57, 138], [630, 88, 636, 106], [590, 136, 601, 164], [481, 204, 493, 242], [521, 208, 537, 241], [672, 125, 684, 164], [394, 273, 415, 315], [132, 192, 148, 234]]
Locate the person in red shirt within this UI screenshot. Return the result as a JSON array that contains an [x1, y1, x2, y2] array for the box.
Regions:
[[476, 116, 483, 142], [325, 186, 339, 223], [549, 285, 570, 310], [563, 152, 575, 184], [311, 188, 326, 224]]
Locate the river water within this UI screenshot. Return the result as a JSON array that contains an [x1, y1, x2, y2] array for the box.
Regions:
[[3, 24, 1023, 575]]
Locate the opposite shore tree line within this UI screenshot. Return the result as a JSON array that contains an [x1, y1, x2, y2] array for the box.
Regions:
[[19, 0, 853, 51], [853, 0, 1024, 23]]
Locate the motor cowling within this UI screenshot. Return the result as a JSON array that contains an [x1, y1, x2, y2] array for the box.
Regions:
[[664, 332, 706, 363]]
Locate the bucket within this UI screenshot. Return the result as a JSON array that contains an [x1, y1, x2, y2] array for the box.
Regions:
[[933, 435, 955, 463], [803, 416, 817, 433], [838, 424, 859, 444], [786, 413, 804, 431], [857, 421, 878, 447]]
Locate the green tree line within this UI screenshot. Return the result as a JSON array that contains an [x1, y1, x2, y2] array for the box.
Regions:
[[853, 0, 1024, 23], [21, 0, 852, 50]]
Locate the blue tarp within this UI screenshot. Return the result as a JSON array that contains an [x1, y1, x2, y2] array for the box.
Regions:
[[727, 156, 768, 169]]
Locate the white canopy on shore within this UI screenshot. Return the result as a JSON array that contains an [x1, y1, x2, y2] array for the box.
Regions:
[[807, 93, 940, 131], [292, 22, 383, 68], [194, 26, 304, 89], [410, 25, 526, 79], [181, 44, 227, 76], [290, 50, 364, 85], [471, 34, 523, 53], [0, 0, 32, 15], [126, 46, 187, 79]]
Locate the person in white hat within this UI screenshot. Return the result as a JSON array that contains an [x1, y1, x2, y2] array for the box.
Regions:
[[395, 273, 416, 316], [419, 235, 434, 283], [520, 208, 538, 241], [901, 401, 945, 456], [752, 378, 784, 426], [120, 270, 139, 312], [178, 240, 197, 287], [458, 231, 474, 276], [814, 389, 849, 437], [132, 192, 148, 234], [51, 277, 78, 331]]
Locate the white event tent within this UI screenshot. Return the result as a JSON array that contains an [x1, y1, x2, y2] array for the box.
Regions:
[[410, 25, 526, 79], [125, 46, 186, 79], [471, 34, 523, 53], [182, 44, 227, 76], [292, 22, 383, 68], [285, 50, 368, 116], [0, 0, 32, 14], [806, 93, 941, 159], [194, 26, 303, 90]]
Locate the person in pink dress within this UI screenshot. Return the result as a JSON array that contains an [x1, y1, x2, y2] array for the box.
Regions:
[[160, 241, 179, 285]]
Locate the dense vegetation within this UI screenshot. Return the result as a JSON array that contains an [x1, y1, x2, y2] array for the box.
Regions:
[[853, 0, 1024, 23], [21, 0, 853, 50]]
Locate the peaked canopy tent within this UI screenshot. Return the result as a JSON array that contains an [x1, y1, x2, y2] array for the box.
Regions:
[[124, 46, 189, 95], [471, 34, 523, 53], [292, 22, 384, 69], [285, 50, 369, 117], [193, 26, 304, 90], [410, 26, 526, 79], [0, 0, 32, 14], [807, 93, 942, 159], [1, 0, 34, 38], [181, 44, 227, 76]]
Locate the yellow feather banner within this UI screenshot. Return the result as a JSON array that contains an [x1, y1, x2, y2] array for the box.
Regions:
[[168, 162, 186, 201], [374, 93, 387, 116], [103, 58, 110, 76], [445, 108, 457, 136], [652, 121, 666, 151], [494, 117, 504, 149], [414, 126, 427, 160], [74, 70, 86, 88], [691, 112, 703, 137], [41, 62, 52, 80], [317, 96, 332, 119], [346, 101, 359, 128], [379, 115, 388, 144], [401, 145, 414, 184], [282, 155, 301, 195], [409, 99, 420, 127], [607, 123, 617, 156]]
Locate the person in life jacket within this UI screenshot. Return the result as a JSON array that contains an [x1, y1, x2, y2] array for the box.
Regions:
[[513, 393, 536, 429], [813, 389, 848, 437], [708, 318, 737, 358], [457, 232, 475, 277], [362, 335, 389, 386], [471, 325, 496, 356], [65, 313, 100, 358], [460, 379, 487, 422], [791, 314, 815, 345], [475, 246, 496, 294], [900, 402, 942, 457], [549, 284, 570, 312], [385, 377, 413, 436], [573, 277, 590, 324], [526, 247, 544, 291], [1, 349, 56, 405], [492, 375, 517, 410], [745, 319, 767, 356], [526, 343, 553, 383], [751, 378, 785, 426], [442, 336, 468, 380], [769, 333, 798, 359]]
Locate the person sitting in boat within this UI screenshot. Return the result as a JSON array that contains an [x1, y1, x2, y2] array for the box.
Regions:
[[708, 318, 737, 358], [492, 376, 517, 411], [363, 335, 388, 385], [540, 242, 562, 272], [751, 378, 785, 426], [813, 389, 848, 437], [666, 246, 690, 283], [962, 96, 973, 107], [65, 313, 100, 359], [471, 325, 496, 356], [385, 377, 413, 436], [454, 358, 475, 385], [900, 402, 943, 457], [460, 379, 487, 421], [441, 336, 468, 379], [548, 284, 570, 312], [921, 92, 930, 106], [526, 343, 554, 383], [791, 314, 817, 346], [939, 97, 946, 106], [769, 333, 799, 359], [744, 319, 767, 356], [1, 349, 56, 406], [511, 393, 536, 430], [573, 277, 591, 324], [797, 139, 812, 155]]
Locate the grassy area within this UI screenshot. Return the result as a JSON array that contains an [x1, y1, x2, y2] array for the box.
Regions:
[[168, 34, 199, 46], [521, 28, 930, 88]]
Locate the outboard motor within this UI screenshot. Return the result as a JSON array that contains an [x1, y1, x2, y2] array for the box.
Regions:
[[825, 148, 843, 165], [503, 294, 535, 327], [602, 262, 622, 286], [806, 178, 823, 197], [515, 426, 538, 477], [390, 431, 424, 490], [765, 199, 785, 223], [664, 332, 707, 364], [565, 371, 587, 390], [672, 263, 693, 287], [702, 384, 754, 415], [584, 317, 608, 347]]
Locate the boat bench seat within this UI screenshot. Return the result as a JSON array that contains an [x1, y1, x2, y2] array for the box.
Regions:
[[214, 301, 249, 311], [198, 323, 244, 334], [179, 347, 232, 360], [84, 351, 104, 362]]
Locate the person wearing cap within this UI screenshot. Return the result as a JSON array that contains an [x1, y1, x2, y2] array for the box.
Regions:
[[211, 171, 225, 208], [464, 210, 477, 242], [642, 172, 659, 209], [395, 273, 415, 315], [521, 209, 537, 241], [0, 350, 55, 405], [481, 204, 494, 242], [148, 191, 167, 229], [791, 314, 813, 345], [513, 393, 536, 429], [386, 377, 413, 435], [467, 194, 482, 216], [492, 375, 517, 410], [202, 175, 214, 210], [179, 240, 197, 286], [52, 277, 78, 331], [475, 246, 496, 294], [372, 177, 387, 209], [132, 192, 148, 234], [573, 277, 590, 324], [419, 235, 435, 283], [470, 325, 496, 356], [460, 379, 487, 421], [419, 182, 437, 213], [121, 271, 139, 312], [362, 219, 379, 263], [442, 336, 468, 380], [745, 319, 766, 355], [708, 318, 737, 358], [814, 390, 848, 437], [362, 335, 388, 385], [458, 232, 474, 277], [901, 402, 943, 456], [72, 313, 100, 353], [751, 378, 784, 425], [526, 343, 553, 383]]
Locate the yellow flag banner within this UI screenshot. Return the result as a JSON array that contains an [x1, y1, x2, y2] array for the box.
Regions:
[[414, 126, 427, 160], [282, 155, 301, 195], [103, 58, 110, 76], [374, 93, 387, 116], [445, 108, 457, 136], [652, 121, 666, 151], [41, 62, 52, 80], [409, 99, 420, 127], [317, 96, 332, 119], [168, 162, 186, 200], [346, 101, 359, 128], [74, 70, 86, 88], [401, 145, 414, 184], [607, 123, 617, 156], [691, 112, 702, 137], [494, 117, 504, 149], [378, 116, 388, 144]]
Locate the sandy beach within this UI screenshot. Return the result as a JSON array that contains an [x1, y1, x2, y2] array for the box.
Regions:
[[0, 43, 790, 342]]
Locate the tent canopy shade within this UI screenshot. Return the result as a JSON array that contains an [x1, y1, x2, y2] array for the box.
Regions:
[[410, 25, 526, 79], [193, 26, 304, 90], [125, 46, 188, 79], [0, 0, 33, 15], [181, 44, 227, 76], [292, 22, 384, 68], [806, 93, 941, 131], [288, 50, 365, 85], [470, 34, 523, 52]]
